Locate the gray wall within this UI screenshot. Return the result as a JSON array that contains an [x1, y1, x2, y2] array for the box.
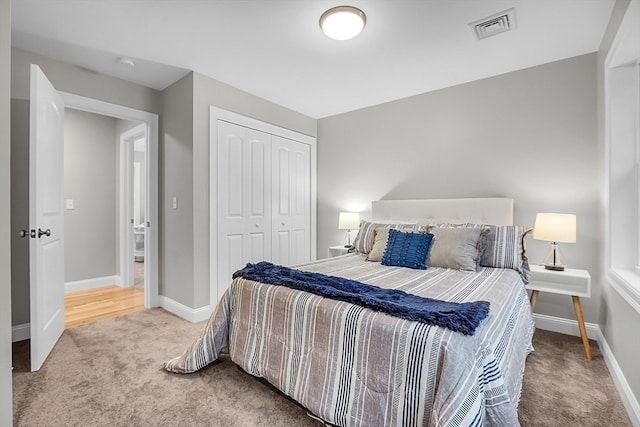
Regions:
[[160, 73, 194, 306], [318, 54, 600, 325], [64, 108, 117, 282], [10, 98, 29, 325], [10, 47, 162, 325], [11, 48, 161, 113], [1, 0, 13, 422], [597, 0, 640, 408]]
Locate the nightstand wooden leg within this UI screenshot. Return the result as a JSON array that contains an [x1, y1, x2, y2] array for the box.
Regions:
[[529, 290, 539, 311], [572, 296, 592, 361]]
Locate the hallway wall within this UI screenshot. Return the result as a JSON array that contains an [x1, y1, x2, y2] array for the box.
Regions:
[[64, 108, 117, 282]]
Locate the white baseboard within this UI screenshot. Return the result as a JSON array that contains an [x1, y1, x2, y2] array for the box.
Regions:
[[531, 313, 600, 340], [65, 275, 121, 293], [532, 313, 639, 427], [597, 329, 640, 426], [12, 323, 30, 342], [159, 296, 211, 323]]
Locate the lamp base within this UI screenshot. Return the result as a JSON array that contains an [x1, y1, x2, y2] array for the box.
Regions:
[[343, 229, 353, 248], [542, 242, 567, 271]]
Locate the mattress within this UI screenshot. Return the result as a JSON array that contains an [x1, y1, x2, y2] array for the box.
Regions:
[[165, 253, 535, 426]]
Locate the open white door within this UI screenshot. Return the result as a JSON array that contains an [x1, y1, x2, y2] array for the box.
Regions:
[[119, 133, 135, 287], [29, 64, 65, 372], [118, 123, 146, 289]]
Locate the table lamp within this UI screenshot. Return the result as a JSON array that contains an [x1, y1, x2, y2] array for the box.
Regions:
[[533, 213, 576, 271], [338, 212, 360, 247]]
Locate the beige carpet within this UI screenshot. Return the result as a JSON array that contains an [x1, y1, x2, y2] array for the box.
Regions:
[[13, 308, 632, 426], [518, 329, 631, 426]]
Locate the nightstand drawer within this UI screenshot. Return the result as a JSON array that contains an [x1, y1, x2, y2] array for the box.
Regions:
[[526, 264, 590, 298]]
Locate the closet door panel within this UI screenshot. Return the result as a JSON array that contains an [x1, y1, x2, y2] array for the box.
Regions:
[[274, 146, 290, 216], [288, 138, 311, 263], [218, 122, 273, 297], [226, 139, 243, 216], [217, 122, 246, 291], [245, 129, 271, 263], [248, 138, 267, 217], [271, 136, 311, 265], [295, 143, 311, 262], [271, 140, 290, 263], [293, 150, 308, 217], [291, 145, 310, 229]]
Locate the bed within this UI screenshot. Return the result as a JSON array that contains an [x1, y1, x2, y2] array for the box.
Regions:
[[165, 198, 535, 426]]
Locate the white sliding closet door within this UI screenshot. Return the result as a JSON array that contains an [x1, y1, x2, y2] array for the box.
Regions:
[[217, 121, 271, 296], [211, 107, 316, 308], [271, 136, 311, 266]]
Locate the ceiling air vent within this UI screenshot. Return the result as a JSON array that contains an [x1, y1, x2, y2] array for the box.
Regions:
[[469, 8, 516, 41]]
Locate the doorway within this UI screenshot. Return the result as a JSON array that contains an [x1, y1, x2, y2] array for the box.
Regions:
[[60, 91, 159, 309], [62, 110, 150, 328]]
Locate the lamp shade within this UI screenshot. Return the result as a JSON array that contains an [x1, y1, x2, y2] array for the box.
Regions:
[[338, 212, 360, 230], [533, 213, 576, 243]]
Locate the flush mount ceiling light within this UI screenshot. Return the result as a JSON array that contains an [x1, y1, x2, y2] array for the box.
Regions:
[[320, 6, 366, 40]]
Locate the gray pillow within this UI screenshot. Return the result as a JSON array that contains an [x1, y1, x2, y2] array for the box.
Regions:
[[427, 227, 487, 271]]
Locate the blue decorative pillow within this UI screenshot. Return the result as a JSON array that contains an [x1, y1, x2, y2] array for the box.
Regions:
[[381, 229, 434, 270]]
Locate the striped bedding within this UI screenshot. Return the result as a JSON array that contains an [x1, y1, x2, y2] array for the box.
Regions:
[[165, 254, 535, 426]]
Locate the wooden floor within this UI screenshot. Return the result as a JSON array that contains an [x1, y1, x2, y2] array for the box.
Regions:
[[65, 286, 145, 329]]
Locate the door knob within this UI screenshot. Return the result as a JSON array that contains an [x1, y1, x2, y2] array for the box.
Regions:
[[38, 228, 51, 238], [20, 229, 37, 238]]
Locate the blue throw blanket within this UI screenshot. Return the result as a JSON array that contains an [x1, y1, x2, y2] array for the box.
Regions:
[[232, 262, 490, 336]]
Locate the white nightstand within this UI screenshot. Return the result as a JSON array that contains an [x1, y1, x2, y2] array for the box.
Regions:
[[328, 245, 350, 257], [526, 264, 592, 361]]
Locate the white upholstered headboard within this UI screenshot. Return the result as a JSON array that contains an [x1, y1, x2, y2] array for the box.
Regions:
[[371, 198, 514, 226]]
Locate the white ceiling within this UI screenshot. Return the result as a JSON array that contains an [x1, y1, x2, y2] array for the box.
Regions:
[[11, 0, 616, 119]]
